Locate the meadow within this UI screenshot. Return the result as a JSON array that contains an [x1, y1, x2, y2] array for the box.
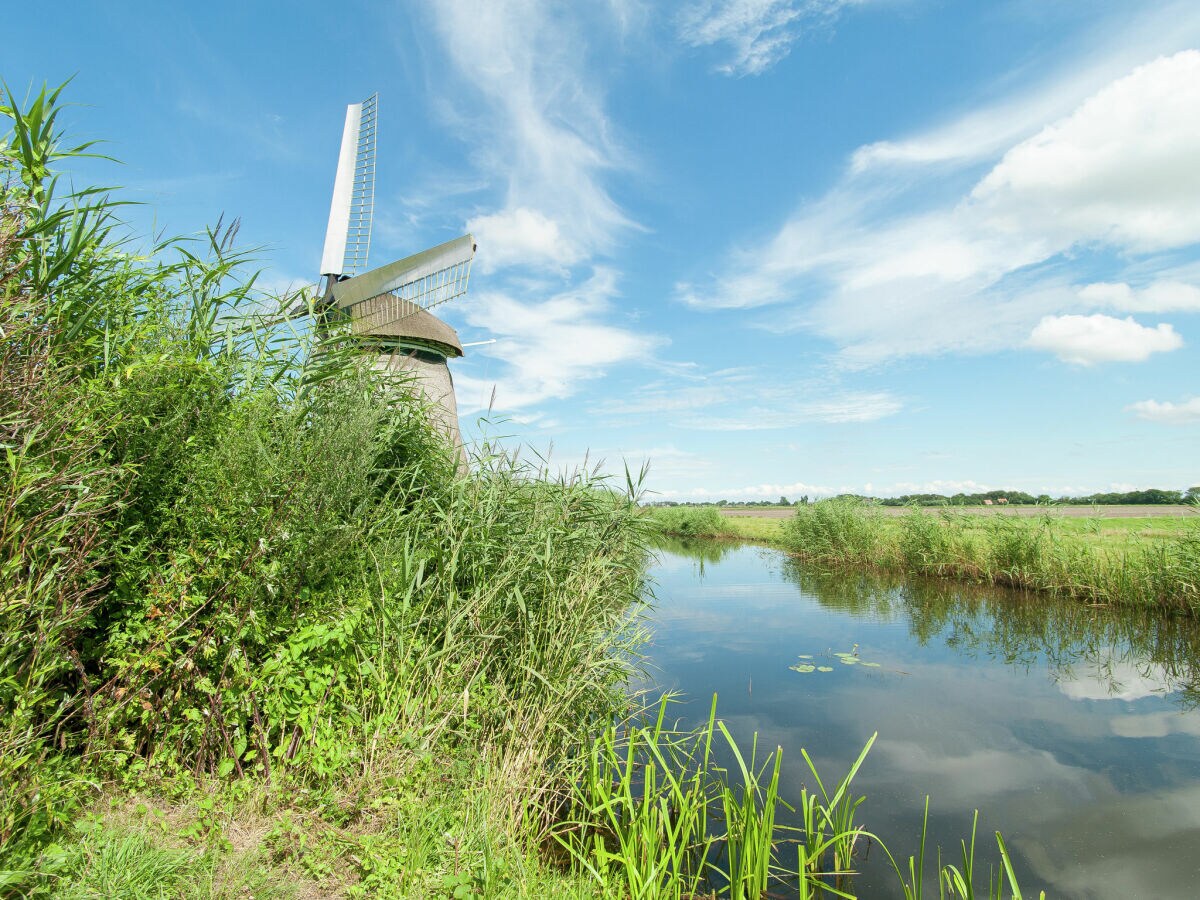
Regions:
[[2, 85, 1043, 898]]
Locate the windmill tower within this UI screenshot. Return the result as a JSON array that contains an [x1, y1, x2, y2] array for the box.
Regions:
[[318, 94, 476, 451]]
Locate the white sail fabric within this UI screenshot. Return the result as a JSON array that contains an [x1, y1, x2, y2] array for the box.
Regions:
[[320, 95, 377, 277]]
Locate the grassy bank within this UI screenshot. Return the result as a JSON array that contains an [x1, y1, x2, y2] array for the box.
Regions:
[[1, 85, 648, 897], [645, 507, 785, 543], [782, 500, 1199, 610], [2, 86, 1043, 898], [648, 504, 1200, 611]]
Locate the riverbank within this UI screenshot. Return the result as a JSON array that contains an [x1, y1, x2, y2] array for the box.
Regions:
[[647, 502, 1200, 611], [2, 86, 651, 898], [3, 84, 1042, 900]]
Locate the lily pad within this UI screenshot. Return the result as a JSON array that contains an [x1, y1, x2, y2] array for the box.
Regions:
[[861, 662, 881, 668], [796, 654, 813, 659], [817, 666, 833, 672], [838, 657, 859, 665], [789, 663, 816, 673]]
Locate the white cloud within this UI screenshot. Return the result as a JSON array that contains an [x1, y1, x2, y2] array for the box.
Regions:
[[851, 2, 1200, 173], [1027, 314, 1182, 365], [1079, 280, 1200, 313], [678, 0, 868, 76], [1125, 397, 1200, 425], [1057, 654, 1178, 702], [453, 268, 660, 411], [798, 391, 903, 423], [657, 480, 835, 500], [467, 207, 584, 273], [972, 50, 1200, 253], [681, 40, 1200, 365], [674, 390, 903, 429], [426, 0, 633, 272]]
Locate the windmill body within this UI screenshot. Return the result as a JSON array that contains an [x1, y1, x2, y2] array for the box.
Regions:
[[318, 95, 475, 454]]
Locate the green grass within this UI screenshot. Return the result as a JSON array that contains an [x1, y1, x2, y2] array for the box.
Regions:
[[644, 507, 785, 542], [649, 502, 1199, 611], [776, 501, 1200, 611], [1, 83, 1044, 899], [554, 696, 1040, 900]]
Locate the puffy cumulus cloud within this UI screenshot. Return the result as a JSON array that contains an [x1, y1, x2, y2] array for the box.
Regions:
[[973, 51, 1200, 253], [851, 4, 1200, 173], [677, 0, 864, 76], [1078, 280, 1200, 313], [1125, 397, 1200, 425], [467, 207, 584, 273], [1027, 314, 1183, 365], [453, 268, 662, 411]]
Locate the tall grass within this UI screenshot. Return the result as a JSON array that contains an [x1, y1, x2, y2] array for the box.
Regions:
[[2, 84, 1043, 899], [0, 83, 649, 894], [781, 500, 1200, 612], [645, 506, 731, 537], [555, 697, 1038, 899]]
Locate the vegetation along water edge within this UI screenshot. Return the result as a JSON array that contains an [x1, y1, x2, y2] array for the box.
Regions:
[[646, 501, 1200, 611], [2, 84, 1046, 897]]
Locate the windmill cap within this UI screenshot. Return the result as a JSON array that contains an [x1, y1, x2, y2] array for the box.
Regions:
[[350, 293, 464, 358]]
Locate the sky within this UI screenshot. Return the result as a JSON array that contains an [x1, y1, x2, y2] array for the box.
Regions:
[[9, 0, 1199, 500]]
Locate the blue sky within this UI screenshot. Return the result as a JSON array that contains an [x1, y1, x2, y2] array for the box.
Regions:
[[12, 0, 1199, 499]]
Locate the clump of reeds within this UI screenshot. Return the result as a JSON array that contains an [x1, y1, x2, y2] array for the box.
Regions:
[[0, 82, 650, 892], [781, 500, 1200, 612], [554, 696, 1039, 899], [645, 505, 732, 538]]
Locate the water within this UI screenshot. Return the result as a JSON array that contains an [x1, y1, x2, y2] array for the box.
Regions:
[[641, 538, 1200, 899]]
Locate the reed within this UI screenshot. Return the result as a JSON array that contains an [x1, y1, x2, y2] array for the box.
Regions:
[[555, 698, 1035, 899], [780, 500, 1200, 612], [645, 506, 733, 538], [1, 83, 649, 896]]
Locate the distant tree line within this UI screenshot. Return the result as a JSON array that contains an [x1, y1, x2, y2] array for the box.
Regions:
[[647, 486, 1199, 508]]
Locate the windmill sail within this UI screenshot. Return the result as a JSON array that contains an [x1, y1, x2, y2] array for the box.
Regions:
[[320, 93, 377, 278], [329, 233, 475, 328]]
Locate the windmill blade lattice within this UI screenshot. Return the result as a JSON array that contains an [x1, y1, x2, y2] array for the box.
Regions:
[[330, 234, 475, 333]]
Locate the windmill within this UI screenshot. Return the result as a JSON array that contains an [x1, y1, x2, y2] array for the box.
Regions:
[[316, 93, 476, 451]]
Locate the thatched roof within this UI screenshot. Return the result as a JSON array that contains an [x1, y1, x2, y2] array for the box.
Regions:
[[349, 293, 463, 358]]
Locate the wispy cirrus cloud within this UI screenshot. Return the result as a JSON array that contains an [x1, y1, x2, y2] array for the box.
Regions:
[[674, 390, 902, 430], [420, 0, 659, 416], [1078, 281, 1200, 313], [592, 364, 901, 429], [677, 0, 870, 76], [425, 0, 634, 273], [454, 268, 661, 411]]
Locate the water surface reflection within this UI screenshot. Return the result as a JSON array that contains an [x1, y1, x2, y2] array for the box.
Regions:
[[642, 540, 1200, 898]]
